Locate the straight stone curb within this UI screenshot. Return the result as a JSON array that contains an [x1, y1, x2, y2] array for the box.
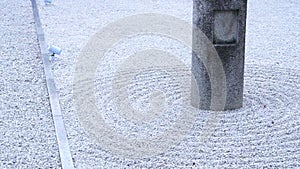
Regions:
[[30, 0, 74, 168]]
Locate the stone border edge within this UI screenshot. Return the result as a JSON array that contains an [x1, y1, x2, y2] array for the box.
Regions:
[[30, 0, 74, 168]]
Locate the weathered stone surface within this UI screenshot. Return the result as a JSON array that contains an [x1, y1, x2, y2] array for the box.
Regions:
[[192, 0, 247, 110]]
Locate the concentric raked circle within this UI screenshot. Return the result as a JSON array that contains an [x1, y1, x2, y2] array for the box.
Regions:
[[183, 65, 300, 168], [73, 13, 226, 158]]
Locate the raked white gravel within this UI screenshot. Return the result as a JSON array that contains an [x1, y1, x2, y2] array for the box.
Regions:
[[21, 0, 300, 168], [0, 0, 61, 168]]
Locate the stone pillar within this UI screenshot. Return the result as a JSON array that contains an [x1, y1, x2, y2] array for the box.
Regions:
[[192, 0, 247, 110]]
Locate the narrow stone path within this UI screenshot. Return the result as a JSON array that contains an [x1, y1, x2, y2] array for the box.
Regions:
[[30, 0, 74, 168]]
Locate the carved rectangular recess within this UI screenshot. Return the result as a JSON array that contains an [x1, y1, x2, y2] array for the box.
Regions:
[[213, 10, 238, 44]]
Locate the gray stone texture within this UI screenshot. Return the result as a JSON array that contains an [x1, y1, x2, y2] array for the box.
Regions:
[[192, 0, 247, 110]]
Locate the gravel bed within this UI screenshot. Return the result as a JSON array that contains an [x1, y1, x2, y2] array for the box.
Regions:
[[0, 0, 61, 168], [36, 0, 299, 168]]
